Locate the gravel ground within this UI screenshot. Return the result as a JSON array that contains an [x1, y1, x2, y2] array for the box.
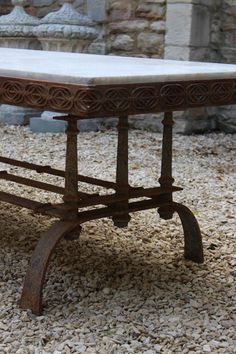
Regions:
[[0, 125, 235, 354]]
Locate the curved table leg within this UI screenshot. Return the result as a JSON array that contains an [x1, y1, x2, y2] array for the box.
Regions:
[[159, 202, 204, 264], [20, 220, 80, 315]]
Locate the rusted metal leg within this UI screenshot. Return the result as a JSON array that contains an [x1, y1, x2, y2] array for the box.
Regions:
[[158, 202, 204, 263], [20, 117, 82, 315], [112, 116, 131, 228], [63, 117, 81, 240], [173, 202, 204, 263], [158, 112, 175, 220], [20, 220, 80, 315], [63, 117, 79, 215]]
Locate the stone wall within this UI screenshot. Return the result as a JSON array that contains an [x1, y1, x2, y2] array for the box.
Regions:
[[216, 0, 236, 133], [106, 0, 166, 58], [221, 0, 236, 64]]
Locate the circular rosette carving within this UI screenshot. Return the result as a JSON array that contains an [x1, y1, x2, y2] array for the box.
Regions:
[[1, 80, 24, 104], [132, 87, 159, 110], [210, 82, 233, 104], [160, 84, 185, 107], [25, 84, 48, 107], [105, 88, 130, 112], [75, 89, 102, 114], [187, 84, 209, 105], [48, 87, 73, 111]]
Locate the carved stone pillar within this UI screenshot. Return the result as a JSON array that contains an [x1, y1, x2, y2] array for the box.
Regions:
[[164, 0, 215, 134]]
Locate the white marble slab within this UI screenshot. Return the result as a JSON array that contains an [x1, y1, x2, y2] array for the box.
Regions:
[[0, 48, 236, 85]]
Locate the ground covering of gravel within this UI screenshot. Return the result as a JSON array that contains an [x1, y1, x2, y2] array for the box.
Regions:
[[0, 124, 235, 354]]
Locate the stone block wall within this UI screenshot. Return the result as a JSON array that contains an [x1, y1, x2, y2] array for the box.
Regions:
[[165, 0, 222, 62], [106, 0, 166, 58], [216, 0, 236, 133], [221, 0, 236, 63]]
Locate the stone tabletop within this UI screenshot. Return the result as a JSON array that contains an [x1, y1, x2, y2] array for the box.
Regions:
[[1, 48, 236, 86]]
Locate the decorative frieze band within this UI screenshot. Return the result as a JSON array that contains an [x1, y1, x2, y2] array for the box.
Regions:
[[0, 77, 236, 118]]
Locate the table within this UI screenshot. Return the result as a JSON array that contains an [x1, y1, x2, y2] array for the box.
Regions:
[[1, 48, 236, 315]]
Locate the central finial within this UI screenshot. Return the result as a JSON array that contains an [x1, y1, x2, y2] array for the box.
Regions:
[[38, 0, 95, 26], [0, 0, 39, 26]]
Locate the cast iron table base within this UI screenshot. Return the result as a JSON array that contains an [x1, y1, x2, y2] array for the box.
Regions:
[[0, 112, 203, 315]]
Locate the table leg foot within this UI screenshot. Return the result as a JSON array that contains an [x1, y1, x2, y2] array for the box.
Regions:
[[113, 214, 131, 228], [20, 220, 80, 315], [64, 224, 82, 241], [158, 202, 204, 264], [174, 203, 204, 263], [158, 205, 175, 220]]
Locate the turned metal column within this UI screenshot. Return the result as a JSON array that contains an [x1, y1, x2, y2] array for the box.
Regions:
[[63, 116, 82, 240], [158, 111, 175, 220], [63, 117, 80, 218], [112, 116, 131, 228]]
